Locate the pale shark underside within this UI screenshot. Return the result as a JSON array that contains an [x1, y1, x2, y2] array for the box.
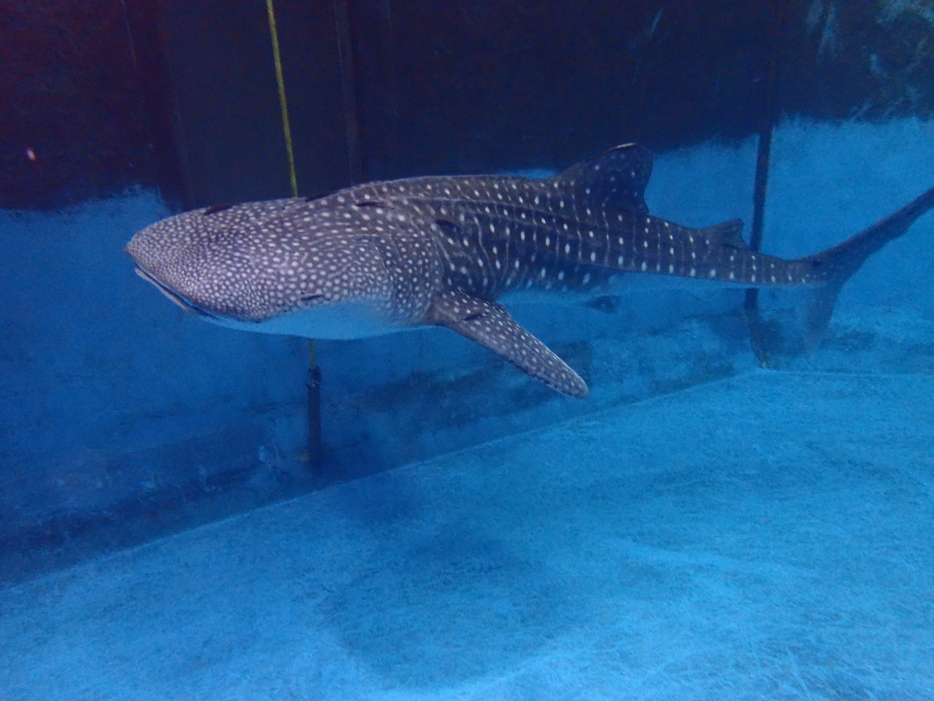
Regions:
[[126, 144, 934, 397]]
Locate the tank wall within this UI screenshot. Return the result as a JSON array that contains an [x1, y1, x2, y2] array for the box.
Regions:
[[2, 119, 932, 585]]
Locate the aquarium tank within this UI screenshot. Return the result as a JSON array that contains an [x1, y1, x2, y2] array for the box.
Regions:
[[2, 0, 933, 698]]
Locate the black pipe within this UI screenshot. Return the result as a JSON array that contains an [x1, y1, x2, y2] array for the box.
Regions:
[[307, 364, 323, 466], [744, 0, 790, 367], [333, 0, 365, 184], [743, 126, 774, 368]]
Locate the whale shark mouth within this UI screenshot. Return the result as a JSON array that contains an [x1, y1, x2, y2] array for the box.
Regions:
[[133, 265, 220, 320]]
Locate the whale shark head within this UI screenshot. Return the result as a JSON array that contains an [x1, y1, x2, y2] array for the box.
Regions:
[[125, 197, 422, 338]]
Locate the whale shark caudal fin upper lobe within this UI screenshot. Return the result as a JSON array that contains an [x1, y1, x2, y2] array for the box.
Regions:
[[798, 183, 934, 347]]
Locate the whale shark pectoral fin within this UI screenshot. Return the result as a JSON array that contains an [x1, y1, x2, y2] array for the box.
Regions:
[[425, 289, 589, 398]]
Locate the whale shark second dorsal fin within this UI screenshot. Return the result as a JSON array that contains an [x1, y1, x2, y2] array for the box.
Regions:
[[697, 218, 747, 249]]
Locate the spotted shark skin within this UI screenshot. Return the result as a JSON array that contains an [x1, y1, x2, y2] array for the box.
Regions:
[[126, 144, 934, 397]]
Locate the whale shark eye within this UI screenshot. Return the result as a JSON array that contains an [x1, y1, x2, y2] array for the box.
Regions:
[[354, 201, 384, 208]]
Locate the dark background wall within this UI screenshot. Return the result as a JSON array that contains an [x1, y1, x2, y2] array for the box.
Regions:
[[1, 1, 159, 209], [2, 0, 932, 210]]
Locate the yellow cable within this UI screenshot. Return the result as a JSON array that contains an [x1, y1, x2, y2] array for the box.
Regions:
[[266, 0, 315, 372], [266, 0, 298, 198]]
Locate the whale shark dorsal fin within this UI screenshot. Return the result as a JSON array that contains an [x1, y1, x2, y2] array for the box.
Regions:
[[426, 289, 589, 398], [698, 218, 747, 249], [547, 143, 653, 216]]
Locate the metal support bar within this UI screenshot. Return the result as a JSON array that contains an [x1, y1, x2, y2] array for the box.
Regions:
[[266, 0, 324, 468], [744, 0, 791, 368]]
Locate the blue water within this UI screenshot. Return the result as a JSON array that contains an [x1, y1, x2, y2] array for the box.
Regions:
[[1, 120, 933, 699]]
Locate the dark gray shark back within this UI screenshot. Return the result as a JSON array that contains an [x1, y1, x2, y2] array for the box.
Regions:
[[347, 144, 815, 303], [126, 144, 934, 398]]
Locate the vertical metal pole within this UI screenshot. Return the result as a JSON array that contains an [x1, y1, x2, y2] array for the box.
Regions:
[[744, 0, 790, 368], [744, 127, 774, 368], [307, 339, 323, 467], [266, 0, 323, 467], [333, 0, 365, 184]]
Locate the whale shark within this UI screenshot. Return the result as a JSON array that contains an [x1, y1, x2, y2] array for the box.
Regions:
[[126, 144, 934, 397]]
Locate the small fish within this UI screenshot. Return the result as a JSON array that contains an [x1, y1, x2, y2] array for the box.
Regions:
[[126, 144, 934, 397]]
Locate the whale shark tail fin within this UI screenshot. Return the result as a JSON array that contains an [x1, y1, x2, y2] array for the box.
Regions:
[[798, 184, 934, 346]]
